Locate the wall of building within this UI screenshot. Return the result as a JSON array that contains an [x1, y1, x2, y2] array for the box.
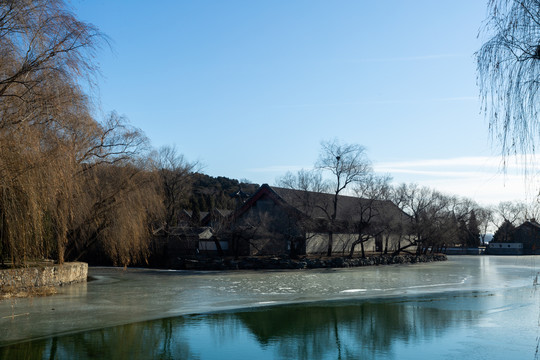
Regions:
[[234, 196, 303, 256], [199, 240, 229, 252], [306, 233, 405, 255], [307, 233, 376, 255], [444, 247, 485, 255], [0, 262, 88, 291], [513, 224, 540, 254], [487, 243, 524, 255]]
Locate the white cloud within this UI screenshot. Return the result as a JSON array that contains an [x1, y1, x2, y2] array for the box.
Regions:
[[375, 155, 540, 205], [378, 156, 502, 169], [246, 156, 540, 206]]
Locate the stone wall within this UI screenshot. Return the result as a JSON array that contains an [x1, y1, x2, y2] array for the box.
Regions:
[[0, 262, 88, 292]]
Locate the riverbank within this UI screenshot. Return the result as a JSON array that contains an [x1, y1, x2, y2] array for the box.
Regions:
[[176, 254, 447, 270]]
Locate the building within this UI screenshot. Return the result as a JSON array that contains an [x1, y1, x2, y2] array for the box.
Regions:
[[487, 242, 524, 255], [228, 184, 412, 257], [487, 220, 540, 255], [150, 226, 214, 266], [510, 220, 540, 254]]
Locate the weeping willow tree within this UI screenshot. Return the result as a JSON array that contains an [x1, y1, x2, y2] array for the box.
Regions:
[[64, 159, 164, 266], [0, 0, 99, 265], [0, 0, 164, 267], [477, 0, 540, 157]]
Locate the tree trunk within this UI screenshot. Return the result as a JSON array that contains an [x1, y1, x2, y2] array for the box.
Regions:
[[233, 234, 239, 259], [349, 235, 368, 259], [57, 239, 65, 264], [391, 242, 417, 257], [213, 238, 224, 256], [327, 231, 333, 256]]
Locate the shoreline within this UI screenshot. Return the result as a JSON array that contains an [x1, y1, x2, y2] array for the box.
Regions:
[[173, 254, 448, 271], [0, 255, 446, 298]]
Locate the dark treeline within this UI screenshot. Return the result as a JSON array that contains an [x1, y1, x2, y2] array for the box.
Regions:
[[190, 173, 259, 213]]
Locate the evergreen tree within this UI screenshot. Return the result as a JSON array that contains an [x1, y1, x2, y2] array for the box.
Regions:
[[457, 219, 469, 247], [188, 173, 259, 212], [466, 211, 481, 247], [192, 207, 201, 226], [492, 220, 516, 243], [189, 197, 200, 225]]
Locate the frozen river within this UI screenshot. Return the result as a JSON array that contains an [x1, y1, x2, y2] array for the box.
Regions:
[[0, 256, 539, 359]]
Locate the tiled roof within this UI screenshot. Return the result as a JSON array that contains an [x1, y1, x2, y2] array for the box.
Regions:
[[235, 184, 408, 226], [271, 186, 407, 224]]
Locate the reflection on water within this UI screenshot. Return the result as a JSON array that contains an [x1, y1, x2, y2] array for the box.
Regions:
[[2, 289, 534, 360], [1, 256, 539, 359], [234, 299, 475, 360]]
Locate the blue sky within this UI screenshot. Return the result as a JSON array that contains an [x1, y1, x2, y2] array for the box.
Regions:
[[73, 1, 532, 205]]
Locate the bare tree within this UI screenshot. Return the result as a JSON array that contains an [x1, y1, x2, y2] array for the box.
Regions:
[[277, 169, 331, 257], [475, 207, 494, 245], [0, 0, 103, 104], [477, 0, 540, 157], [392, 184, 455, 255], [346, 174, 392, 258], [156, 145, 198, 231], [229, 211, 291, 258], [277, 169, 328, 216], [447, 197, 484, 248], [494, 200, 527, 226], [316, 139, 371, 256]]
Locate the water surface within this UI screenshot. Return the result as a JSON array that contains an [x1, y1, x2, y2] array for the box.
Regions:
[[0, 256, 539, 359]]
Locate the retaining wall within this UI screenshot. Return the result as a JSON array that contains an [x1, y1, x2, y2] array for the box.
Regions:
[[0, 262, 88, 291]]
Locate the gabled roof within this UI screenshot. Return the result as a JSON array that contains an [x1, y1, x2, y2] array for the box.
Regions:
[[273, 186, 407, 224], [234, 184, 302, 220], [235, 184, 408, 226], [516, 220, 540, 231], [154, 226, 213, 239], [214, 209, 233, 217], [200, 208, 234, 226]]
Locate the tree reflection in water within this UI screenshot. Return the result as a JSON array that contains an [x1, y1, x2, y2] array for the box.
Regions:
[[235, 299, 474, 360], [0, 296, 478, 360]]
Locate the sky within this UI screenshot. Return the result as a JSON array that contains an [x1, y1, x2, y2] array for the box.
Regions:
[[72, 0, 537, 206]]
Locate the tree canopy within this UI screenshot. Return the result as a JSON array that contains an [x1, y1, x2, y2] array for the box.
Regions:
[[0, 0, 162, 267]]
